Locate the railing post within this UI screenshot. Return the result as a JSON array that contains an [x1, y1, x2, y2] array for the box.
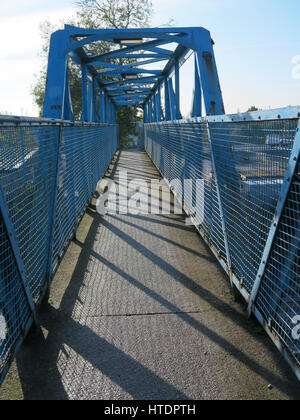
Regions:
[[247, 122, 300, 317], [45, 124, 63, 290], [206, 122, 233, 281]]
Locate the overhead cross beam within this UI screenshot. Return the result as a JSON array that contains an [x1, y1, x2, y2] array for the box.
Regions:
[[99, 68, 162, 76], [103, 76, 161, 87], [87, 39, 171, 63], [43, 26, 225, 122]]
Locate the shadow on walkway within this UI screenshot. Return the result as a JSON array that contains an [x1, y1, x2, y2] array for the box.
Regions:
[[11, 149, 300, 400]]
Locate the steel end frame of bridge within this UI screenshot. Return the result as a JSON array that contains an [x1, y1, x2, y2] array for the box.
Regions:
[[0, 26, 299, 386]]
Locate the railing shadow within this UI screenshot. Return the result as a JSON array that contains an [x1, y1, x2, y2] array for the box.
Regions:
[[15, 200, 188, 400]]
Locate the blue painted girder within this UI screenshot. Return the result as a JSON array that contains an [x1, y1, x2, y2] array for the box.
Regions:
[[103, 76, 162, 87], [87, 40, 171, 63], [43, 25, 225, 122], [99, 69, 163, 76]]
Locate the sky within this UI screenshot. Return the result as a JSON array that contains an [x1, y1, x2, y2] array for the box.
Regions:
[[0, 0, 299, 117]]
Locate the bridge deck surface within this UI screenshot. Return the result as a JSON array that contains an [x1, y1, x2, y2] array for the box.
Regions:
[[1, 149, 299, 400]]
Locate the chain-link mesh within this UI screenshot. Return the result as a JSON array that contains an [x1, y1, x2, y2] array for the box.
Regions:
[[0, 125, 59, 299], [145, 122, 227, 261], [209, 119, 297, 292], [145, 117, 300, 370], [0, 122, 118, 384], [0, 211, 32, 377], [256, 159, 300, 365], [51, 125, 118, 270]]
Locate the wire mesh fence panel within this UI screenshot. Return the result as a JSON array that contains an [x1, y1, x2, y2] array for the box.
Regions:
[[144, 122, 227, 262], [136, 123, 145, 149], [0, 113, 299, 382], [209, 119, 298, 293], [0, 121, 118, 384], [0, 125, 59, 299], [0, 210, 32, 382], [51, 125, 118, 272], [145, 116, 300, 374], [256, 158, 300, 365]]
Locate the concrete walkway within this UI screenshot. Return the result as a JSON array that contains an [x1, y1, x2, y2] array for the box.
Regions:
[[1, 149, 300, 400]]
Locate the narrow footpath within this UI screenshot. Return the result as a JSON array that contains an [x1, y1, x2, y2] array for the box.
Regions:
[[1, 149, 299, 400]]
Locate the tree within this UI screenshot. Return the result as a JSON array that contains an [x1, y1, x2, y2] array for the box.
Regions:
[[31, 0, 153, 142], [247, 106, 259, 112], [76, 0, 153, 29], [117, 107, 139, 146]]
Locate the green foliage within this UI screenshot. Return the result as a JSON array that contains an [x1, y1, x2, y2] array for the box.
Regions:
[[117, 107, 138, 146], [76, 0, 153, 29], [68, 63, 84, 120], [31, 70, 47, 117]]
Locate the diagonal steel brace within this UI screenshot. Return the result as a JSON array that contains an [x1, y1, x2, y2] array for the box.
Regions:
[[0, 183, 38, 325], [247, 121, 300, 317]]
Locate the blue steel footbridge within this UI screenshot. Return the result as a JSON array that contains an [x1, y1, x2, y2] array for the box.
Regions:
[[0, 26, 300, 392]]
